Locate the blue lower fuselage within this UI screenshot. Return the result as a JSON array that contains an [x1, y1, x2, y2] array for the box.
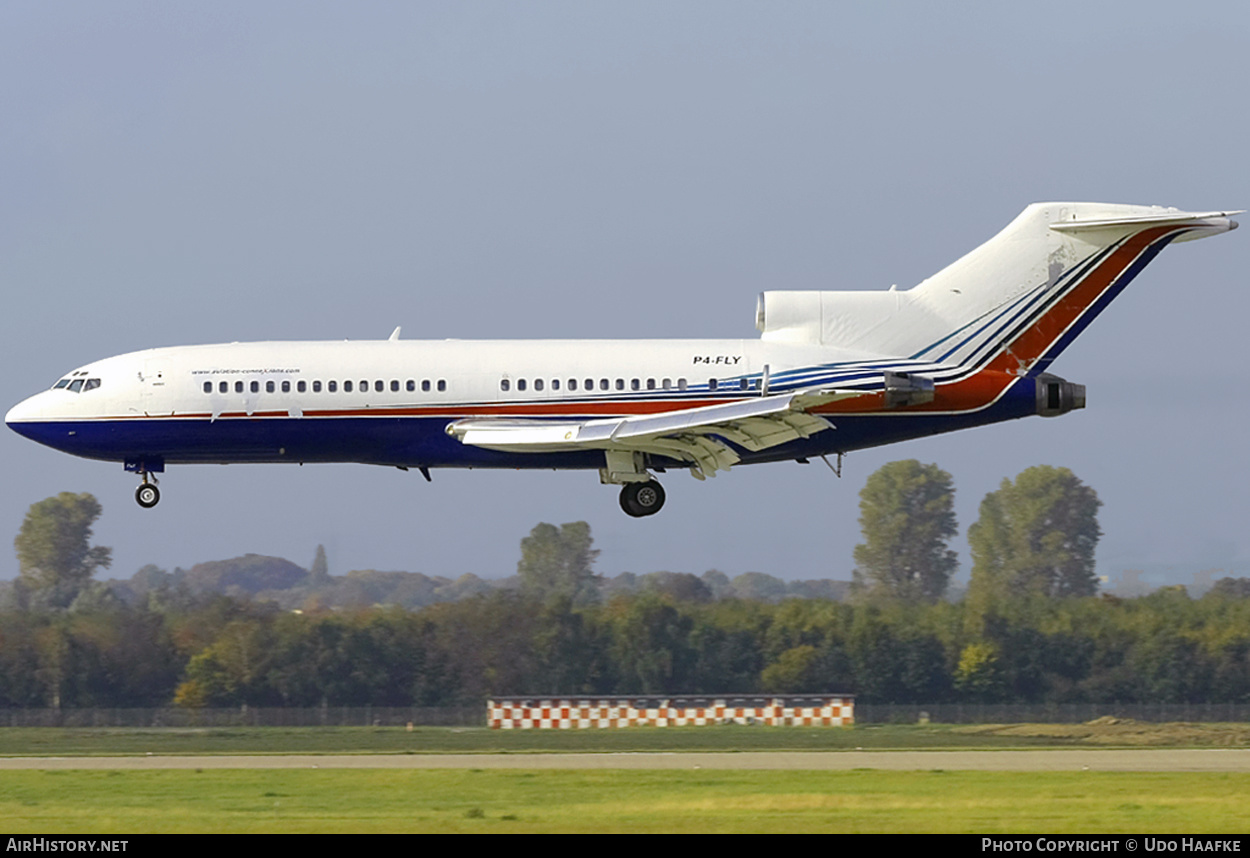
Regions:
[[8, 377, 1042, 473]]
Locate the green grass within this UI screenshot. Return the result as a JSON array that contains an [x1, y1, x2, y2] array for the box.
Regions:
[[1, 769, 1248, 833], [0, 724, 1094, 757]]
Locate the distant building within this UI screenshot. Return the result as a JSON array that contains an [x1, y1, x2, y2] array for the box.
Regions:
[[488, 694, 854, 729]]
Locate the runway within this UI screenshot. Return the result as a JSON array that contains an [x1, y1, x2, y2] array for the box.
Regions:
[[1, 749, 1248, 771]]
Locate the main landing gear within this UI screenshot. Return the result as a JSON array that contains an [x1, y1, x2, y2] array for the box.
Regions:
[[619, 480, 666, 518], [602, 451, 666, 518]]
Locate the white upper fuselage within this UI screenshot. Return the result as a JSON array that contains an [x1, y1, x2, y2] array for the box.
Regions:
[[8, 337, 873, 426]]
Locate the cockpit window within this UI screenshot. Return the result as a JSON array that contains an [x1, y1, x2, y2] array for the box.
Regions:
[[53, 371, 100, 391]]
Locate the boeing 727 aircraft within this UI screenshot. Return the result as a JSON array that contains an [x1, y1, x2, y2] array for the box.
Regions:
[[6, 202, 1240, 516]]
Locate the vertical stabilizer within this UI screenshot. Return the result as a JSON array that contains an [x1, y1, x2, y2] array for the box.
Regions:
[[758, 203, 1238, 376]]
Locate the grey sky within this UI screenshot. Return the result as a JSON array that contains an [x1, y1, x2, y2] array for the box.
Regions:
[[2, 2, 1246, 587]]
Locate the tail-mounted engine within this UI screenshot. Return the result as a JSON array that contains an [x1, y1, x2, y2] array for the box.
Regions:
[[883, 371, 935, 408], [1035, 373, 1086, 417]]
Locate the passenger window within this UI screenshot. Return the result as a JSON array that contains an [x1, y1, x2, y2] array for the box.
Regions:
[[282, 380, 291, 393], [740, 379, 749, 390], [344, 381, 353, 392], [219, 381, 228, 394], [585, 379, 594, 391], [359, 380, 367, 391], [406, 380, 415, 392], [203, 382, 212, 394], [647, 379, 656, 390], [390, 380, 399, 392], [235, 381, 244, 394], [552, 379, 560, 391], [374, 380, 383, 393], [250, 381, 259, 394], [518, 379, 527, 391], [568, 379, 578, 391], [437, 380, 446, 392], [501, 379, 510, 392], [534, 379, 544, 392], [297, 381, 307, 393], [615, 379, 624, 390], [328, 380, 337, 393], [600, 379, 609, 391], [708, 379, 718, 391], [313, 381, 322, 393], [662, 378, 672, 390], [678, 378, 688, 390], [631, 379, 640, 391], [266, 381, 275, 393], [422, 380, 431, 392]]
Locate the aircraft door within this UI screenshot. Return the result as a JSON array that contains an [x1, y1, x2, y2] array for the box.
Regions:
[[141, 358, 166, 414]]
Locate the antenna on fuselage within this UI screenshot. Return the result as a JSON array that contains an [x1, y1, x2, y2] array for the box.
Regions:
[[388, 326, 401, 341]]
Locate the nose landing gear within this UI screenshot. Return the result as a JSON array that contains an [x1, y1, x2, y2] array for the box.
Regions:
[[125, 459, 165, 509], [135, 473, 160, 509]]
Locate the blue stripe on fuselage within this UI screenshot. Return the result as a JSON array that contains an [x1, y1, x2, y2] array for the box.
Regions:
[[8, 377, 1042, 471]]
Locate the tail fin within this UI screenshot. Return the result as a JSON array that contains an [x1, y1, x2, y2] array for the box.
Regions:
[[758, 202, 1239, 376]]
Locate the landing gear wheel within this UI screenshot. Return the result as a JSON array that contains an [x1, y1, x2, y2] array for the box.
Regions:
[[619, 480, 665, 517], [135, 483, 161, 509]]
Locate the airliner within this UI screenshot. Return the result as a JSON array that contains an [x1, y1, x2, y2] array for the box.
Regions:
[[6, 202, 1239, 516]]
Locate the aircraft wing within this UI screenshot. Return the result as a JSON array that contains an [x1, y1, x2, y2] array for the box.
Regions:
[[446, 388, 860, 479]]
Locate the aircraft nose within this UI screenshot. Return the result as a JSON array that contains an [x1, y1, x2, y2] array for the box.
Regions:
[[5, 393, 44, 430]]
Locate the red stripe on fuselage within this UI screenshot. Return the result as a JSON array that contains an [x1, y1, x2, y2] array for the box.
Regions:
[[90, 397, 739, 422]]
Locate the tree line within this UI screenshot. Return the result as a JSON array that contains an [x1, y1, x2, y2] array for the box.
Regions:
[[3, 576, 1250, 708], [3, 464, 1249, 709]]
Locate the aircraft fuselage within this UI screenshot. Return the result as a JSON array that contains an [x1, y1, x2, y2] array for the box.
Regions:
[[7, 202, 1238, 515], [5, 337, 1040, 473]]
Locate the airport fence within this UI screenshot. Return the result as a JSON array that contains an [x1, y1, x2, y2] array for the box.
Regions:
[[0, 706, 484, 728], [855, 702, 1250, 724], [1, 702, 1249, 727]]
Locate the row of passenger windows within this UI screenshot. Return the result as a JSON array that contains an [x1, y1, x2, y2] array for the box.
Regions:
[[202, 378, 447, 395], [200, 375, 759, 396], [499, 377, 759, 393], [501, 377, 689, 393]]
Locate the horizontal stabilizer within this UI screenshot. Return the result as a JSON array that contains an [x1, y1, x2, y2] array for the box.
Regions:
[[1051, 208, 1241, 242], [1050, 209, 1242, 231]]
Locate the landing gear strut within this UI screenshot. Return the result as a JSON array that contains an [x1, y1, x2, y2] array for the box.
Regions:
[[135, 474, 160, 509], [602, 451, 666, 518], [125, 458, 165, 509], [619, 480, 665, 518]]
